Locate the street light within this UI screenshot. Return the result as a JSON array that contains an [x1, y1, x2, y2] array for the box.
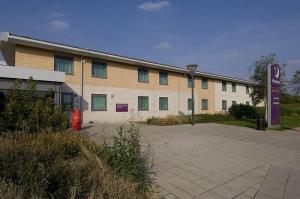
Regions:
[[187, 64, 198, 126]]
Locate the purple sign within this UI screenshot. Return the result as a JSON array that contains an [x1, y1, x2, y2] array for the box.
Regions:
[[116, 104, 128, 112], [269, 64, 280, 126]]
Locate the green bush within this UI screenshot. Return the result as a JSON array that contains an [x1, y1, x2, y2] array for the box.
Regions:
[[101, 123, 154, 192], [0, 132, 139, 199], [229, 104, 258, 119], [1, 78, 68, 133]]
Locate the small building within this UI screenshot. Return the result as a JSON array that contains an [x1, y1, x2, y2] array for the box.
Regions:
[[0, 32, 255, 123]]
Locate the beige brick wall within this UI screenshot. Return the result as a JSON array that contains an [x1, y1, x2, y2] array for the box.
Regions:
[[13, 45, 217, 115]]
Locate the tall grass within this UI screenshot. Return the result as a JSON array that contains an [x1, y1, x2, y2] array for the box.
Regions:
[[0, 132, 141, 199]]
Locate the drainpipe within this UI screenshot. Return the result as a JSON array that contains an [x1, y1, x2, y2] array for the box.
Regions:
[[80, 56, 84, 124]]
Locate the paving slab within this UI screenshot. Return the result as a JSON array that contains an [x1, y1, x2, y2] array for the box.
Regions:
[[85, 123, 300, 199]]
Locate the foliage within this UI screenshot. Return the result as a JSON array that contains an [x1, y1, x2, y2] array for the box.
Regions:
[[0, 132, 139, 199], [0, 91, 4, 114], [146, 114, 236, 126], [101, 123, 154, 192], [290, 70, 300, 95], [249, 54, 286, 105], [280, 104, 300, 116], [229, 104, 258, 119], [1, 78, 68, 133], [281, 92, 300, 104]]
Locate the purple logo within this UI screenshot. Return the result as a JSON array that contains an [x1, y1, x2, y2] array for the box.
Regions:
[[271, 64, 280, 86], [116, 104, 128, 112]]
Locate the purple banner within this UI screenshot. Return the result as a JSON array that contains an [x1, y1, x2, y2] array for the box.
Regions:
[[270, 64, 280, 125], [116, 104, 128, 112]]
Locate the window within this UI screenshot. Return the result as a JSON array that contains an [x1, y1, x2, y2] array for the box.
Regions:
[[246, 101, 250, 105], [61, 93, 74, 110], [201, 79, 208, 89], [138, 69, 149, 83], [222, 82, 227, 91], [138, 96, 149, 111], [91, 94, 107, 111], [54, 56, 73, 75], [202, 99, 208, 110], [188, 98, 193, 110], [188, 77, 193, 88], [222, 100, 227, 110], [246, 85, 249, 94], [159, 97, 168, 110], [159, 72, 168, 85], [92, 61, 107, 78], [232, 83, 236, 92], [232, 101, 237, 106]]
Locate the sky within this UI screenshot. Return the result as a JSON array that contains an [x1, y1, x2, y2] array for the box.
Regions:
[[0, 0, 300, 80]]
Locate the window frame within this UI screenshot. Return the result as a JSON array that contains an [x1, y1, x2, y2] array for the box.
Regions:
[[222, 82, 227, 91], [54, 55, 74, 75], [188, 77, 193, 88], [232, 101, 237, 106], [91, 94, 107, 111], [246, 85, 250, 94], [159, 97, 168, 110], [91, 60, 107, 79], [138, 96, 149, 111], [201, 99, 208, 110], [159, 71, 168, 85], [222, 100, 227, 110], [201, 79, 208, 89], [138, 68, 149, 83], [232, 83, 237, 92]]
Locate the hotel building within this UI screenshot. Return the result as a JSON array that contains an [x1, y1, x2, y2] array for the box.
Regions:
[[0, 32, 254, 123]]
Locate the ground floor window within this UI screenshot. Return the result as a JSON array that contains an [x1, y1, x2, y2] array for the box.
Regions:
[[138, 96, 149, 111], [232, 101, 237, 106], [201, 99, 208, 110], [91, 94, 107, 111], [246, 101, 250, 105], [188, 98, 193, 110], [61, 93, 74, 111], [222, 100, 227, 110], [159, 97, 168, 110]]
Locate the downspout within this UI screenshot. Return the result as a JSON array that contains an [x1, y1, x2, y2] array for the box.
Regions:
[[80, 56, 84, 124]]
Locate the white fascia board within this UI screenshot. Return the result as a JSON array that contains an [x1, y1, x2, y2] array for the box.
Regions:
[[5, 32, 255, 85], [0, 65, 65, 83]]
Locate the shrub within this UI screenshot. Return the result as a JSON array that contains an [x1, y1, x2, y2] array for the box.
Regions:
[[1, 78, 68, 133], [280, 104, 300, 116], [101, 123, 154, 192], [0, 132, 139, 199], [229, 104, 258, 119]]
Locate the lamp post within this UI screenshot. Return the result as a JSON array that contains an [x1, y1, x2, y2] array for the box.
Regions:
[[187, 64, 198, 126]]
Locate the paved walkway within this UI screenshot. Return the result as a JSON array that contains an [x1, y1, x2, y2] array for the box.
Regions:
[[85, 123, 300, 199]]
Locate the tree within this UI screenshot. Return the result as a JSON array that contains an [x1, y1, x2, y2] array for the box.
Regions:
[[290, 70, 300, 95], [249, 54, 286, 105]]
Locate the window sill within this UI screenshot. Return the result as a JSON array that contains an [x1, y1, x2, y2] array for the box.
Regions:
[[92, 76, 107, 79]]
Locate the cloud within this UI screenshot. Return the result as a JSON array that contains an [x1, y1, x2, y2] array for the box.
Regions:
[[138, 1, 170, 12], [218, 25, 265, 39], [48, 20, 70, 31], [286, 59, 300, 65], [156, 41, 172, 49], [223, 52, 240, 58]]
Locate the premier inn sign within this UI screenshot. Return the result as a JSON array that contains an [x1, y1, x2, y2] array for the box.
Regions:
[[268, 64, 281, 128]]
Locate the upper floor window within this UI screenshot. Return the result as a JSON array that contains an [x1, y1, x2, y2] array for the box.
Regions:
[[201, 79, 208, 89], [159, 72, 168, 85], [54, 56, 73, 75], [246, 85, 250, 94], [92, 61, 107, 78], [222, 82, 227, 91], [232, 83, 236, 92], [202, 99, 208, 110], [188, 77, 193, 88], [138, 69, 149, 83]]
